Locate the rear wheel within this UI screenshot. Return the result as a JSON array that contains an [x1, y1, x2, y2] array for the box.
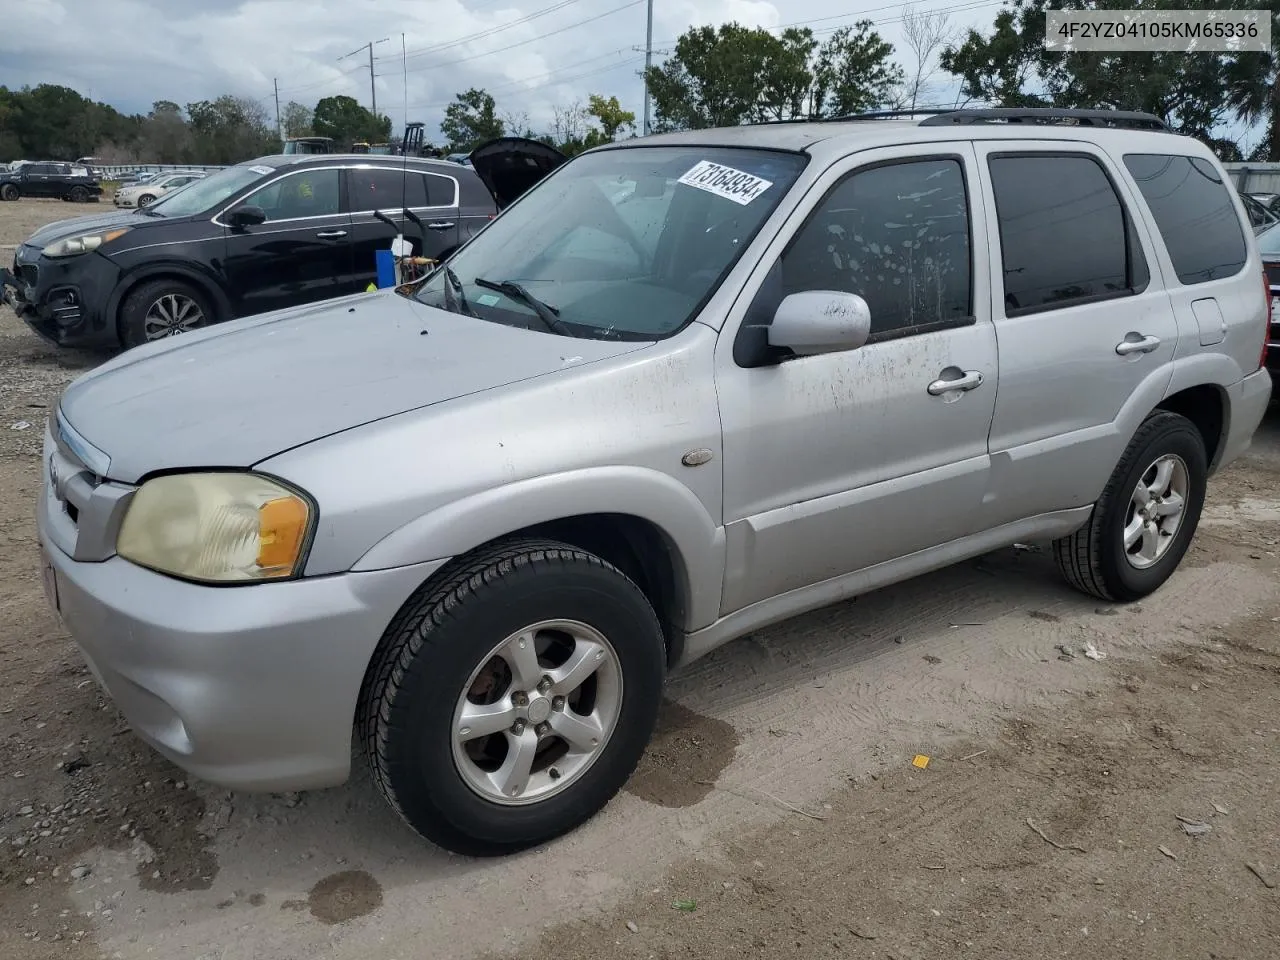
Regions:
[[119, 279, 213, 349], [1053, 411, 1207, 602], [359, 538, 665, 856], [70, 186, 89, 203], [0, 184, 18, 202]]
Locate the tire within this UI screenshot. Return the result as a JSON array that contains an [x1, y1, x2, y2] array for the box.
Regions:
[[1053, 411, 1207, 602], [118, 279, 214, 349], [70, 186, 89, 203], [138, 193, 155, 207], [0, 184, 18, 202], [358, 538, 666, 856]]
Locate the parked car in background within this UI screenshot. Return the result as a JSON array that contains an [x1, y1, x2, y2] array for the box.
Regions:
[[32, 109, 1271, 856], [1248, 192, 1280, 217], [3, 142, 564, 350], [1238, 190, 1278, 234], [445, 152, 471, 165], [114, 171, 207, 208], [282, 136, 334, 155], [1256, 221, 1280, 376], [0, 162, 102, 202]]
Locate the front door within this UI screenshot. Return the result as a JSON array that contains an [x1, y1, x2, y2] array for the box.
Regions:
[[345, 167, 461, 293], [970, 143, 1178, 528], [715, 145, 999, 615], [26, 164, 58, 198], [221, 167, 351, 318]]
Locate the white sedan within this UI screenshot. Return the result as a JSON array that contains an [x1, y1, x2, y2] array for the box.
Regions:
[[114, 172, 206, 208]]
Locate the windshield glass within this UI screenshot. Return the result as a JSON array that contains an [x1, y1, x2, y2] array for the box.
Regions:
[[413, 145, 807, 340], [145, 164, 271, 217]]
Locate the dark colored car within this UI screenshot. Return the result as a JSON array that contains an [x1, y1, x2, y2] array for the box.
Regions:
[[1258, 221, 1280, 375], [0, 162, 102, 203], [2, 143, 566, 351]]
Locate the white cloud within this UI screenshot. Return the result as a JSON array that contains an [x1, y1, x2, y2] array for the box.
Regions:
[[0, 0, 998, 141]]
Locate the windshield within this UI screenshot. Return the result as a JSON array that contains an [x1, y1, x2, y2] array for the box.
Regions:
[[145, 164, 272, 217], [414, 146, 807, 340]]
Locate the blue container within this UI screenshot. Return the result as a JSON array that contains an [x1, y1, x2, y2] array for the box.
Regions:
[[375, 249, 396, 288]]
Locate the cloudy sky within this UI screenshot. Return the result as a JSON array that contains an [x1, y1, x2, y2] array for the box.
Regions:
[[0, 0, 1005, 140]]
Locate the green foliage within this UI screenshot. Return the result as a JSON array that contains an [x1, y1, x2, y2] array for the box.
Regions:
[[642, 20, 902, 130], [586, 94, 636, 140], [441, 88, 505, 152], [940, 0, 1274, 156], [312, 95, 391, 146]]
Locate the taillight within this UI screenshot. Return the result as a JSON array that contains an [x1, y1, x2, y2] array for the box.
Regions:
[[1261, 268, 1272, 371]]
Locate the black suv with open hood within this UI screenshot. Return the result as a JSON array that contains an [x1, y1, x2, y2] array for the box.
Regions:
[[2, 139, 566, 351]]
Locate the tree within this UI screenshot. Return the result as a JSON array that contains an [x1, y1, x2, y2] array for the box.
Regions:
[[312, 95, 391, 146], [186, 95, 277, 164], [586, 94, 635, 140], [441, 88, 505, 151], [644, 20, 902, 130], [282, 101, 313, 138], [898, 4, 957, 109], [940, 0, 1271, 154], [140, 100, 191, 164]]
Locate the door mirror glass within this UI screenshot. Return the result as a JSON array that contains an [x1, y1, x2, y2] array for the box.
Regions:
[[767, 290, 871, 357], [227, 204, 267, 227]]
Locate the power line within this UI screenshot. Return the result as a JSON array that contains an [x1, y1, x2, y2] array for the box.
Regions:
[[390, 0, 586, 65]]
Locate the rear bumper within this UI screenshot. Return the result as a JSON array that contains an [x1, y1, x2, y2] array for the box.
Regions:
[[1217, 368, 1273, 472]]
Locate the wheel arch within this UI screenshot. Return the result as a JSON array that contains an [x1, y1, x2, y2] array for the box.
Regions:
[[109, 266, 232, 345], [1155, 383, 1226, 472]]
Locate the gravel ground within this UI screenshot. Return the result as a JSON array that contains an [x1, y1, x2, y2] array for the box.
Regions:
[[1, 197, 1279, 960]]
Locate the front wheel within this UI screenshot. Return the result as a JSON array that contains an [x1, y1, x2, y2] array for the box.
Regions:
[[359, 539, 666, 856], [0, 184, 18, 202], [119, 279, 213, 349], [1054, 411, 1208, 602], [138, 193, 155, 207], [70, 186, 89, 203]]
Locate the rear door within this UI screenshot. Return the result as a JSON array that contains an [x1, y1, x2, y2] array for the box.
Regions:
[[221, 166, 351, 317], [345, 167, 460, 292], [971, 142, 1177, 528], [26, 164, 57, 198]]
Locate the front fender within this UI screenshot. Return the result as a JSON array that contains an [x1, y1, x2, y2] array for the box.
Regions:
[[107, 260, 233, 327], [350, 465, 726, 631]]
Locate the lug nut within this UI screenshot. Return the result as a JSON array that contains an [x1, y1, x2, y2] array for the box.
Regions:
[[512, 692, 528, 707], [512, 720, 526, 735], [552, 696, 566, 711], [535, 722, 550, 736], [537, 676, 552, 694]]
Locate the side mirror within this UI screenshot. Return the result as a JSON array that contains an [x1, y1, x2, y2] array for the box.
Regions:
[[227, 205, 267, 228], [767, 290, 872, 357]]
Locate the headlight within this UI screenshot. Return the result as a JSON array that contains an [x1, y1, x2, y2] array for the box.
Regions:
[[117, 472, 313, 583], [43, 227, 131, 259]]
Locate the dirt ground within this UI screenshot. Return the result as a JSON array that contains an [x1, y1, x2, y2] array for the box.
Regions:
[[1, 196, 1279, 960]]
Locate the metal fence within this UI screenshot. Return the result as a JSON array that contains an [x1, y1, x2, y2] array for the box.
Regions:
[[1225, 163, 1280, 196], [95, 163, 228, 179]]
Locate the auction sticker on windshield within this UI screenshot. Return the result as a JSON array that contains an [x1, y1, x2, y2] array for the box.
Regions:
[[678, 160, 773, 205], [248, 166, 274, 176]]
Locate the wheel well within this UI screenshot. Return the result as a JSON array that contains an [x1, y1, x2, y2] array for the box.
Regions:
[[114, 272, 224, 342], [1156, 384, 1225, 468], [450, 514, 687, 666]]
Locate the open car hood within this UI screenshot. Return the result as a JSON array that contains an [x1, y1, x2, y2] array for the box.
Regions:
[[469, 137, 568, 210]]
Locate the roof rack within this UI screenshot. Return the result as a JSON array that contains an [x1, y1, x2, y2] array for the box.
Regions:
[[831, 109, 950, 121], [917, 108, 1169, 131]]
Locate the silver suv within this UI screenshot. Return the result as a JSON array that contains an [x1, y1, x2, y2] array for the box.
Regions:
[[37, 109, 1272, 855]]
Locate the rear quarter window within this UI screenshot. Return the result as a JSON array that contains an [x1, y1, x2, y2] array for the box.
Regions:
[[1122, 154, 1248, 285]]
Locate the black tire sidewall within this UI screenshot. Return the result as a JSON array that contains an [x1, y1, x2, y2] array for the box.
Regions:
[[120, 280, 212, 349], [1098, 417, 1207, 600], [71, 187, 88, 202], [380, 557, 664, 854], [0, 185, 17, 201]]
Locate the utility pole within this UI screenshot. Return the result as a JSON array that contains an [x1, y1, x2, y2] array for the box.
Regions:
[[339, 38, 389, 117], [642, 0, 654, 136], [273, 78, 283, 143]]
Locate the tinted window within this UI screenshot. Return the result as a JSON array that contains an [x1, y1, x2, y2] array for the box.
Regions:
[[1123, 154, 1247, 285], [781, 158, 972, 338], [350, 168, 422, 211], [990, 154, 1144, 313], [243, 169, 340, 221], [30, 164, 55, 175], [423, 172, 456, 206]]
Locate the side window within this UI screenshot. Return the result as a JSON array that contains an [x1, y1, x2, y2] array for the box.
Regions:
[[422, 173, 455, 206], [989, 153, 1147, 314], [242, 169, 340, 221], [350, 168, 412, 212], [780, 157, 972, 340]]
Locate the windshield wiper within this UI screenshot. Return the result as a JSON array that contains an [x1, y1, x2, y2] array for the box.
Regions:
[[474, 277, 575, 337], [441, 266, 477, 317]]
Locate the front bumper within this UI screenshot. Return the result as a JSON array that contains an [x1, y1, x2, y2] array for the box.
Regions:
[[36, 422, 449, 790], [113, 195, 137, 208], [3, 247, 121, 349]]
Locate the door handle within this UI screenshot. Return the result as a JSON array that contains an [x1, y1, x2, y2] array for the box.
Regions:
[[315, 230, 347, 239], [1115, 334, 1161, 356], [927, 370, 984, 396], [426, 221, 455, 230]]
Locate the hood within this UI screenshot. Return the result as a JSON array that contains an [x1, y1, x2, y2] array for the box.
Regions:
[[25, 209, 151, 249], [58, 291, 648, 483], [469, 137, 568, 209]]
